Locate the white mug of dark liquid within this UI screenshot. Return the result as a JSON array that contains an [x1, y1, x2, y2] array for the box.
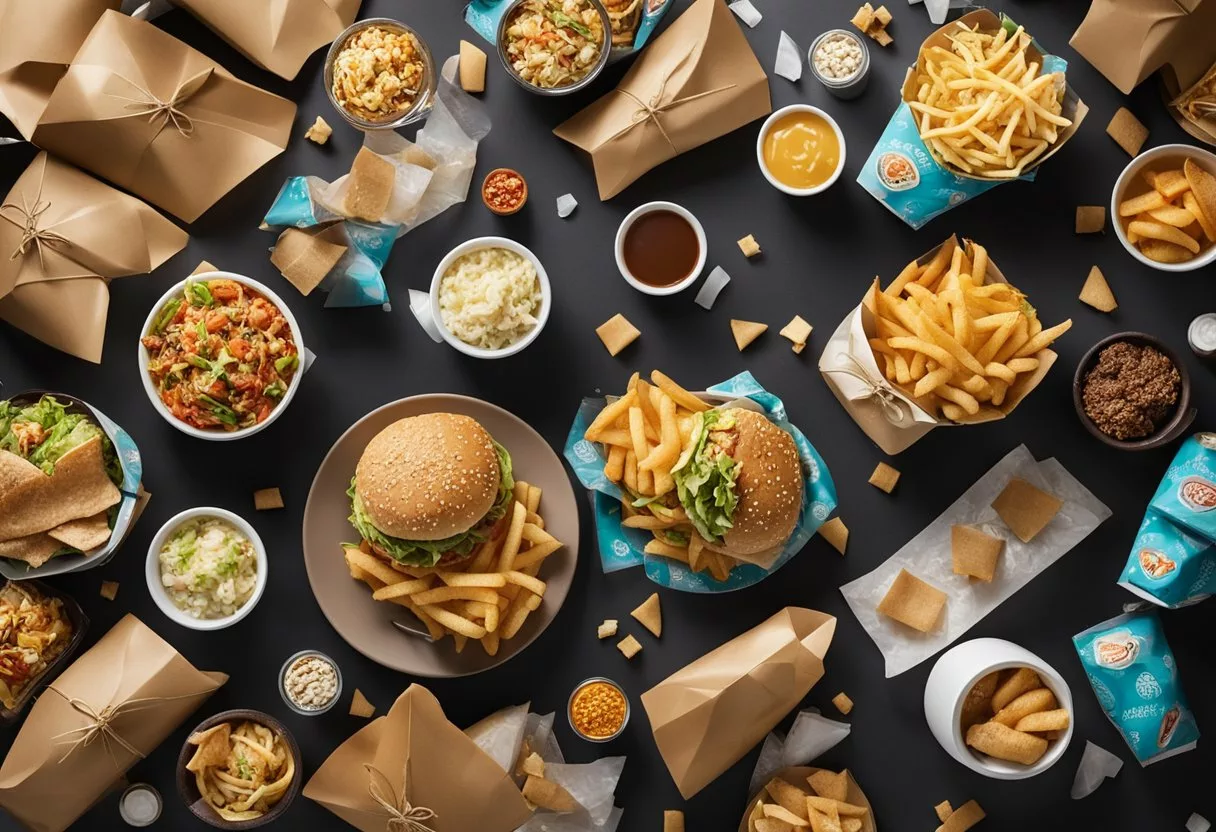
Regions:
[[614, 201, 707, 296]]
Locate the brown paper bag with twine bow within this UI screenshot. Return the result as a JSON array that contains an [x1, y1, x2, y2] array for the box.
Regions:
[[817, 236, 1056, 456], [0, 0, 116, 140], [304, 685, 531, 832], [554, 0, 770, 200], [172, 0, 362, 81], [0, 614, 226, 832], [640, 607, 836, 800], [31, 10, 296, 223], [0, 152, 187, 363]]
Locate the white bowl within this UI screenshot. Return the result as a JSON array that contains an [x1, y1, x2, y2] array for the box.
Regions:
[[424, 237, 551, 359], [1110, 143, 1216, 273], [145, 507, 268, 631], [924, 638, 1073, 780], [756, 104, 847, 196], [613, 201, 707, 296], [137, 271, 306, 441]]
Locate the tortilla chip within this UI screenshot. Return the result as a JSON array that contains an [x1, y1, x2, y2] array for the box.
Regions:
[[630, 592, 662, 637], [731, 319, 768, 351], [0, 437, 121, 540], [991, 478, 1062, 543], [1079, 266, 1117, 312], [47, 512, 112, 552], [186, 723, 231, 773], [0, 534, 62, 567]]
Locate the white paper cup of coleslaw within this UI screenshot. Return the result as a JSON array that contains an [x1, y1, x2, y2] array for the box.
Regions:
[[137, 272, 307, 442], [409, 236, 551, 359], [145, 507, 268, 632]]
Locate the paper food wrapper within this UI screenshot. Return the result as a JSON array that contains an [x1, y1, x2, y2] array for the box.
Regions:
[[1167, 58, 1216, 147], [0, 0, 116, 140], [563, 371, 838, 594], [841, 445, 1111, 677], [554, 0, 771, 200], [31, 10, 296, 223], [0, 152, 187, 363], [0, 614, 226, 832], [304, 685, 531, 832], [858, 10, 1086, 229], [172, 0, 361, 80], [818, 236, 1056, 456], [748, 709, 852, 796], [641, 607, 836, 799], [1070, 0, 1216, 95]]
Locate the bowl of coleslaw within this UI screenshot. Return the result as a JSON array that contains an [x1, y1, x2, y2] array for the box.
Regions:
[[137, 272, 306, 442], [497, 0, 612, 96]]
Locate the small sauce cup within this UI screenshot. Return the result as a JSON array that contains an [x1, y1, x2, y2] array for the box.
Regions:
[[614, 201, 707, 296], [279, 650, 343, 716], [756, 104, 847, 196], [808, 29, 870, 100], [568, 676, 629, 742]]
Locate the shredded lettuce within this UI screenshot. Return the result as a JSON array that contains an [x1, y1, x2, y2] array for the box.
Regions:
[[348, 440, 515, 567], [0, 395, 122, 485], [671, 410, 739, 543]]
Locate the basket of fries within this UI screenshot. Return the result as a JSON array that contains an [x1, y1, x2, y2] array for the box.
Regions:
[[819, 236, 1071, 455], [564, 370, 837, 593]]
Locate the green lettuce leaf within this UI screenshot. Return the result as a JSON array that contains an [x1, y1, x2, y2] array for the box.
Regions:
[[0, 395, 122, 485], [347, 440, 515, 568], [671, 410, 739, 543]]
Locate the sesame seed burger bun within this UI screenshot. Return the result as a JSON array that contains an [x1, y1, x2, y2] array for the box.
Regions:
[[355, 413, 501, 541], [701, 408, 802, 559]]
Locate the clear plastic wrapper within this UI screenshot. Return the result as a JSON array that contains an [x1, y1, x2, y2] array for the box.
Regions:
[[729, 0, 762, 28], [748, 708, 852, 795], [1070, 740, 1123, 799], [775, 31, 802, 81]]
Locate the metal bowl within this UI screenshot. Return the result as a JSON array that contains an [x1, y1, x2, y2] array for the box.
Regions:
[[567, 676, 630, 742], [497, 0, 612, 96], [324, 17, 437, 130], [1072, 331, 1195, 452]]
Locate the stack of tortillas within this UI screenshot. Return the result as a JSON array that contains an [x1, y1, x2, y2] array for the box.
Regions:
[[0, 438, 121, 567]]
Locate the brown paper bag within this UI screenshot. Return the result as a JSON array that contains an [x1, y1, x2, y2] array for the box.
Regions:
[[640, 607, 836, 800], [172, 0, 362, 81], [818, 236, 1056, 456], [553, 0, 770, 200], [1070, 0, 1216, 95], [304, 684, 532, 832], [1168, 59, 1216, 146], [32, 10, 296, 223], [0, 0, 116, 140], [0, 614, 226, 832], [0, 152, 187, 363]]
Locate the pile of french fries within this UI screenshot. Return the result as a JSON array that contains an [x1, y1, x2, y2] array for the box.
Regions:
[[869, 238, 1071, 421], [343, 480, 563, 656], [1118, 159, 1216, 264], [909, 23, 1072, 179], [582, 369, 741, 582]]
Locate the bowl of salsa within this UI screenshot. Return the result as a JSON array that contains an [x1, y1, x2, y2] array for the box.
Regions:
[[138, 272, 306, 441], [756, 104, 846, 196]]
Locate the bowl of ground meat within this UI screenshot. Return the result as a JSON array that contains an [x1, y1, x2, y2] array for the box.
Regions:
[[1073, 332, 1195, 451]]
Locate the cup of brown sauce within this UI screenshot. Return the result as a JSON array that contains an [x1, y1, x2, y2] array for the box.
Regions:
[[614, 201, 707, 296]]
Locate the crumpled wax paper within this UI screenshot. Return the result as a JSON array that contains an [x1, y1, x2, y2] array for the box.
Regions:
[[1070, 740, 1124, 800], [841, 445, 1111, 677], [260, 54, 490, 308], [748, 708, 852, 795], [466, 705, 623, 831]]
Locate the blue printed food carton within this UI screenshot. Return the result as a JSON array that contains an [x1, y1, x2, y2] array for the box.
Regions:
[[1073, 612, 1199, 765], [1148, 433, 1216, 541], [1120, 510, 1216, 609], [858, 9, 1087, 229]]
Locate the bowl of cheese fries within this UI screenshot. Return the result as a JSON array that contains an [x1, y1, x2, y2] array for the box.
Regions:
[[1111, 144, 1216, 272]]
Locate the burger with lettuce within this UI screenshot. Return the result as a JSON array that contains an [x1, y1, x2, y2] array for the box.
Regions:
[[348, 413, 514, 569]]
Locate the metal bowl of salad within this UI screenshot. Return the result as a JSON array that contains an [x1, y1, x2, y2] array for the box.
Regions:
[[137, 272, 306, 442], [497, 0, 612, 96], [145, 507, 268, 631]]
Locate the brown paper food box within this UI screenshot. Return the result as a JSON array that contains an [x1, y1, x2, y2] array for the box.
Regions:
[[31, 10, 296, 223], [0, 614, 226, 832], [641, 607, 836, 799], [554, 0, 771, 200], [0, 0, 116, 140], [818, 236, 1056, 456], [172, 0, 362, 81], [0, 152, 187, 363], [304, 684, 532, 832]]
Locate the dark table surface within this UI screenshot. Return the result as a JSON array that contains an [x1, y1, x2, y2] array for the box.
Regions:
[[3, 0, 1215, 829]]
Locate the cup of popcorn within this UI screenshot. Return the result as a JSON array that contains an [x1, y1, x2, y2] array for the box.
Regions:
[[809, 29, 870, 100], [324, 18, 437, 130]]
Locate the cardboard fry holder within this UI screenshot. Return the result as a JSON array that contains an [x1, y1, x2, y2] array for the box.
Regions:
[[818, 236, 1056, 456], [31, 10, 296, 223], [0, 614, 226, 832], [641, 607, 836, 799], [0, 0, 115, 140], [304, 685, 531, 832], [172, 0, 362, 81], [0, 152, 187, 362], [553, 0, 771, 200]]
